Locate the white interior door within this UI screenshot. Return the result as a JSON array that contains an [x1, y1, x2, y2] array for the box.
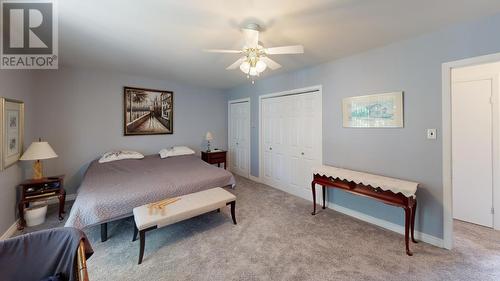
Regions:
[[452, 79, 494, 227], [288, 93, 322, 199], [229, 101, 250, 177], [261, 89, 322, 201], [262, 96, 289, 187]]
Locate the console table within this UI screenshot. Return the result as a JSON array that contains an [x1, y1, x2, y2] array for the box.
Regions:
[[311, 165, 418, 256]]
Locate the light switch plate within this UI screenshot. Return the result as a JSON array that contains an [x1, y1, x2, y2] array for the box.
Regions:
[[427, 129, 437, 140]]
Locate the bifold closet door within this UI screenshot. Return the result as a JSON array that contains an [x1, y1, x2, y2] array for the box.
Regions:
[[229, 101, 250, 177], [262, 96, 289, 188], [288, 93, 322, 197], [261, 92, 322, 199]]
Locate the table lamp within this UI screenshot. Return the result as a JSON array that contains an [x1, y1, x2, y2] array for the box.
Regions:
[[205, 131, 213, 152], [20, 139, 58, 180]]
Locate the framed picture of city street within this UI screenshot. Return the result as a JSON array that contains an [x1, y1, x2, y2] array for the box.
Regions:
[[123, 87, 173, 135]]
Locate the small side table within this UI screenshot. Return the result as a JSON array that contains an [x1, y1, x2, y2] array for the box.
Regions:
[[201, 150, 227, 169], [18, 175, 66, 229]]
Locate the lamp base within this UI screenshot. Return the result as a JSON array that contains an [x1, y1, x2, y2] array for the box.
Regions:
[[33, 160, 43, 180]]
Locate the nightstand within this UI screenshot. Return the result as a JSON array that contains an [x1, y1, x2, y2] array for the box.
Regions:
[[201, 150, 227, 169], [18, 175, 66, 229]]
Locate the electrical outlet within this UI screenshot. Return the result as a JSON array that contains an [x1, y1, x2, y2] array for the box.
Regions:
[[427, 129, 437, 140]]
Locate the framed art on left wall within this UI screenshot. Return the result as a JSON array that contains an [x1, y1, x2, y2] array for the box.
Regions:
[[0, 98, 24, 170]]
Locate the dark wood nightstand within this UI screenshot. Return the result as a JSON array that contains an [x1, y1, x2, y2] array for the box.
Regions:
[[201, 150, 227, 169], [18, 175, 66, 229]]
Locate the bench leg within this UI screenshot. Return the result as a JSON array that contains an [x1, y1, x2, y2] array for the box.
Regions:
[[101, 223, 108, 242], [230, 201, 237, 225], [138, 230, 146, 264], [133, 224, 138, 242]]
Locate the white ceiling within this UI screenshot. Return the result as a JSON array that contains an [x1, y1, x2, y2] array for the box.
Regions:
[[59, 0, 500, 90]]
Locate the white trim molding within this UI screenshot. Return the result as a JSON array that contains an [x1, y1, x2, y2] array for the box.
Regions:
[[249, 175, 262, 183], [227, 97, 251, 179], [442, 52, 500, 250], [0, 219, 19, 240]]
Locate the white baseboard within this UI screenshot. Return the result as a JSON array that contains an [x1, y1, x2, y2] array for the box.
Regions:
[[0, 219, 19, 240], [327, 202, 444, 248], [249, 175, 262, 183]]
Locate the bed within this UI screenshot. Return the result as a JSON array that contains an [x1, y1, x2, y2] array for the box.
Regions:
[[65, 154, 235, 233]]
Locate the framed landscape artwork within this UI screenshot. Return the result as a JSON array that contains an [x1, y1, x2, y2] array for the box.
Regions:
[[123, 87, 173, 135], [342, 92, 404, 128], [0, 98, 24, 170]]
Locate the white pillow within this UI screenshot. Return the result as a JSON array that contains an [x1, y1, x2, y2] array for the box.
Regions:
[[159, 146, 195, 159], [99, 150, 144, 163]]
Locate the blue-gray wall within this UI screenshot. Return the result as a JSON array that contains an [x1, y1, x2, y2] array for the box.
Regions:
[[0, 71, 35, 235], [32, 67, 228, 195], [226, 14, 500, 239]]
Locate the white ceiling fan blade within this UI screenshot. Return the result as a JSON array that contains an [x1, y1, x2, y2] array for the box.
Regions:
[[261, 57, 282, 70], [226, 57, 246, 70], [203, 49, 242, 54], [265, 45, 304, 55], [243, 28, 259, 48]]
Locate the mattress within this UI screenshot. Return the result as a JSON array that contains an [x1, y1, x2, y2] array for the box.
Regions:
[[65, 154, 235, 229]]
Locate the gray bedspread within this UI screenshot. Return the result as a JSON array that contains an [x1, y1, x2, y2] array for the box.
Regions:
[[65, 154, 235, 229]]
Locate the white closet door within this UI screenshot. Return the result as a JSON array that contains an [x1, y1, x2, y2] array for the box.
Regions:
[[452, 79, 493, 227], [289, 95, 304, 192], [261, 91, 322, 201], [262, 97, 289, 188], [262, 99, 274, 184], [229, 101, 250, 177], [289, 93, 322, 198]]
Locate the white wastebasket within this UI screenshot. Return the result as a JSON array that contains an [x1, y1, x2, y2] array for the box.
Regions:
[[25, 204, 48, 227]]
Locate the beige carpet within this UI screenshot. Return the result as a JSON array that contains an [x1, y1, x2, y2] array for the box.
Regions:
[[17, 175, 500, 281]]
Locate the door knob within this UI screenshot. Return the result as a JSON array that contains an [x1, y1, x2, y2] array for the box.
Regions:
[[301, 152, 304, 155], [269, 147, 273, 150]]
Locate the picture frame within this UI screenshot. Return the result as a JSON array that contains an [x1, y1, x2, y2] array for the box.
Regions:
[[0, 98, 24, 170], [342, 92, 404, 128], [123, 87, 174, 136]]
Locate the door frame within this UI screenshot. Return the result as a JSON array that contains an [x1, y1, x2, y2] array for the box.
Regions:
[[227, 97, 251, 178], [442, 52, 500, 250], [258, 85, 323, 200]]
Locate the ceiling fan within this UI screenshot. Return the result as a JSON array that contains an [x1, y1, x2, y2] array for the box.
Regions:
[[204, 23, 304, 83]]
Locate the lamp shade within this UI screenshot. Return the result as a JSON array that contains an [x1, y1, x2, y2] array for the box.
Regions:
[[205, 131, 214, 141], [20, 141, 58, 161]]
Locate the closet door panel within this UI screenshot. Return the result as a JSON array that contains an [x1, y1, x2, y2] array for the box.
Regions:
[[261, 92, 321, 198], [262, 100, 274, 184]]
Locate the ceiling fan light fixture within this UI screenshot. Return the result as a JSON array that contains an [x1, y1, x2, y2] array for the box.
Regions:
[[249, 67, 258, 76], [240, 61, 251, 73], [206, 22, 303, 83], [256, 60, 267, 73]]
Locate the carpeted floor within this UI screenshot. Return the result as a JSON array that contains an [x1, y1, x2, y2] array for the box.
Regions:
[[16, 175, 500, 281]]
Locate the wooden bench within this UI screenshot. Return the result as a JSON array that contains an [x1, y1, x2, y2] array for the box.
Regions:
[[132, 187, 237, 264]]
